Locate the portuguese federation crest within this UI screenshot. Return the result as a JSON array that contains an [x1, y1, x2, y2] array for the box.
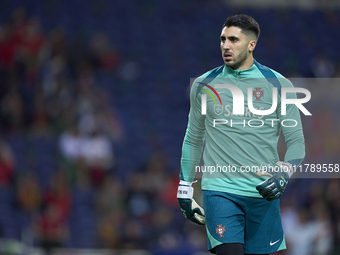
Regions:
[[253, 87, 263, 101], [216, 224, 226, 238]]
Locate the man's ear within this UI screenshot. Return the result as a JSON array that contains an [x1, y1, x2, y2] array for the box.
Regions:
[[248, 40, 257, 52]]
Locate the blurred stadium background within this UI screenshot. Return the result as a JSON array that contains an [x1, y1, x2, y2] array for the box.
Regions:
[[0, 0, 339, 254]]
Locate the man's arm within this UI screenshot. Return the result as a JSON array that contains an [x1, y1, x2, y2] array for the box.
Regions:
[[279, 79, 305, 171], [177, 79, 206, 224], [180, 80, 206, 182], [256, 79, 305, 201]]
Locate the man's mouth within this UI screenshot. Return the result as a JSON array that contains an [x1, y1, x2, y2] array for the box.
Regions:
[[224, 52, 232, 60]]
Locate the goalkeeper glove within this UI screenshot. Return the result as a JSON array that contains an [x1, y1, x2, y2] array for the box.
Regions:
[[177, 180, 205, 225], [256, 161, 293, 201]]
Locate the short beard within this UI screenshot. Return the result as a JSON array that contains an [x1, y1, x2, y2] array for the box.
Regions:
[[226, 49, 248, 70]]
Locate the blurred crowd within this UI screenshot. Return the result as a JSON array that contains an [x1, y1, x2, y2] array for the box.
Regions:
[[0, 5, 188, 254], [0, 2, 339, 255]]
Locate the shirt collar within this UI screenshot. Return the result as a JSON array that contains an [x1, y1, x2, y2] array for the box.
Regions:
[[223, 59, 258, 77]]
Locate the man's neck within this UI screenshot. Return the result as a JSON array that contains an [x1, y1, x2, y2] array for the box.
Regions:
[[233, 56, 254, 71]]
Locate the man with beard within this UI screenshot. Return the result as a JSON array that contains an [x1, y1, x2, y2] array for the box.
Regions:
[[177, 14, 305, 255]]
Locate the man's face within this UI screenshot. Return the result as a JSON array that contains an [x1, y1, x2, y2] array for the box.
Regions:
[[220, 26, 255, 70]]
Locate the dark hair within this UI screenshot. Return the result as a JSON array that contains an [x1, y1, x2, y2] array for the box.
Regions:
[[223, 14, 260, 40]]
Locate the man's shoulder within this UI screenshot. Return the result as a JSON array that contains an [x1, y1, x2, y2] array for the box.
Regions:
[[254, 61, 285, 78], [254, 61, 293, 88], [190, 65, 225, 96], [197, 65, 225, 79]]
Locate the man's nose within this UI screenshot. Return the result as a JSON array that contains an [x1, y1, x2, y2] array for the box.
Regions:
[[222, 41, 230, 51]]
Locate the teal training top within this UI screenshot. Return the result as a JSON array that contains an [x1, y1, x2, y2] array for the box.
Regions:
[[180, 60, 305, 198]]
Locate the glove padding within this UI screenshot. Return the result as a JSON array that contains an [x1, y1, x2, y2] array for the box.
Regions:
[[177, 180, 205, 225], [256, 161, 292, 201]]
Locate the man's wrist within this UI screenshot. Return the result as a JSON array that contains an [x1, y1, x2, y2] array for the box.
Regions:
[[178, 180, 194, 199], [276, 161, 294, 179], [179, 180, 192, 186]]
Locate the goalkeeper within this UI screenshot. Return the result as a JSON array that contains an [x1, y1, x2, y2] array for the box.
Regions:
[[177, 14, 305, 255]]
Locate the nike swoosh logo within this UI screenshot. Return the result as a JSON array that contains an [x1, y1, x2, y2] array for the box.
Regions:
[[270, 239, 280, 246]]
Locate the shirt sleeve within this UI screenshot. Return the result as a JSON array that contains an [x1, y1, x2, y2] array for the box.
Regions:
[[180, 80, 206, 182], [277, 78, 306, 170]]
